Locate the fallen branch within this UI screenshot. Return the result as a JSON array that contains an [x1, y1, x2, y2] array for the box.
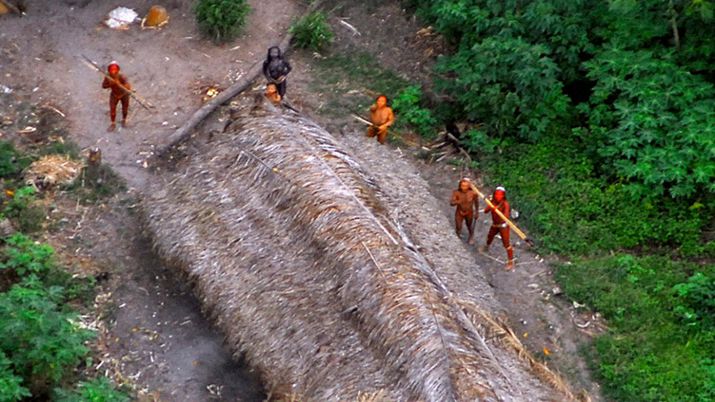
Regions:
[[154, 0, 327, 158], [339, 19, 361, 36], [44, 104, 66, 118]]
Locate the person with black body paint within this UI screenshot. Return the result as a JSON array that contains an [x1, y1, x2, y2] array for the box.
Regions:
[[262, 46, 292, 98]]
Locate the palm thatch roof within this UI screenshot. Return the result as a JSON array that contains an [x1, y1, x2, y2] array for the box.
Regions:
[[143, 98, 583, 401]]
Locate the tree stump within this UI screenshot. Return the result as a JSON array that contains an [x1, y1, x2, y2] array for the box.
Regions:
[[86, 147, 103, 185]]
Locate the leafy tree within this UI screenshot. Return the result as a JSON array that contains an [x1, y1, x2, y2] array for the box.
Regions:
[[436, 34, 570, 140], [580, 48, 715, 199], [407, 0, 602, 139], [404, 1, 715, 400]]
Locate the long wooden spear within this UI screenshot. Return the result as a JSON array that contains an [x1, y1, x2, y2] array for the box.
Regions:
[[351, 112, 375, 127], [80, 55, 155, 111], [468, 181, 535, 247]]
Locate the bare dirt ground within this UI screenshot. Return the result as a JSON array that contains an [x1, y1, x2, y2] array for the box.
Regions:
[[1, 0, 297, 186], [2, 0, 604, 400], [1, 0, 299, 400]]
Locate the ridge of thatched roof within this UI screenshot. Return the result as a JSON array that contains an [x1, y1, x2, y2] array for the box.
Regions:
[[143, 100, 581, 401]]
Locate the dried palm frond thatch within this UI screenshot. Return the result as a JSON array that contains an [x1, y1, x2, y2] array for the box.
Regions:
[[143, 99, 581, 401], [24, 154, 83, 190]]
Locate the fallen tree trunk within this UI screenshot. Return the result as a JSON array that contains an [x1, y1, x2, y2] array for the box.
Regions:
[[154, 0, 326, 158]]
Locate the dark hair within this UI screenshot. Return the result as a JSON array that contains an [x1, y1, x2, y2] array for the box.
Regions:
[[376, 94, 388, 103], [266, 46, 281, 60]]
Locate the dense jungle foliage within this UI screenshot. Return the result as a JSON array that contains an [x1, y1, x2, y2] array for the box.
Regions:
[[400, 1, 714, 400]]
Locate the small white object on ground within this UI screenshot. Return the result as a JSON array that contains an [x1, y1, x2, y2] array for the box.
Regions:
[[105, 7, 138, 29], [0, 85, 12, 94]]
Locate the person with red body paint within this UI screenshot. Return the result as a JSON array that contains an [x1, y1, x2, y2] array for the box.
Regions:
[[450, 178, 479, 244], [367, 94, 394, 144], [480, 186, 515, 270], [101, 61, 131, 131]]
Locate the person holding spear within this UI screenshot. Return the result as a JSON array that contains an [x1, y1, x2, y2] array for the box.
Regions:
[[81, 56, 153, 131], [101, 61, 131, 131], [366, 94, 394, 145], [480, 186, 515, 269]]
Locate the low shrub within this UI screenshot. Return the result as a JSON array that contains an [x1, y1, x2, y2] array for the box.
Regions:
[[0, 280, 94, 396], [290, 11, 333, 51], [0, 142, 31, 179], [0, 234, 125, 400], [54, 377, 129, 402], [391, 85, 438, 139], [195, 0, 251, 43], [557, 255, 714, 402], [2, 187, 44, 234]]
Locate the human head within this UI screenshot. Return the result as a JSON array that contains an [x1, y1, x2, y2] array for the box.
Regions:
[[108, 61, 120, 76], [458, 178, 470, 192], [267, 46, 281, 60], [265, 83, 278, 95], [494, 186, 506, 202], [376, 95, 388, 107]]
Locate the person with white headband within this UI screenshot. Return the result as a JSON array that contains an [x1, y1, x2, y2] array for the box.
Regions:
[[101, 60, 131, 131], [480, 186, 515, 270]]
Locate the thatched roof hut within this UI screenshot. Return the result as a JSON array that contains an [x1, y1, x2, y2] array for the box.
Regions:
[[143, 98, 581, 401]]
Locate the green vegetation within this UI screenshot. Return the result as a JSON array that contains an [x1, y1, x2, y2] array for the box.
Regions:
[[0, 234, 117, 399], [290, 11, 334, 51], [37, 139, 80, 160], [0, 142, 31, 179], [310, 52, 409, 118], [391, 86, 438, 139], [54, 378, 130, 402], [309, 52, 445, 145], [2, 187, 44, 234], [557, 256, 714, 402], [402, 0, 715, 400], [195, 0, 251, 43], [0, 141, 127, 401], [69, 164, 126, 204], [480, 138, 705, 256]]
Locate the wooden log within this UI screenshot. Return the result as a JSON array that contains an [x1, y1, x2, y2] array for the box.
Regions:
[[154, 0, 327, 158]]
